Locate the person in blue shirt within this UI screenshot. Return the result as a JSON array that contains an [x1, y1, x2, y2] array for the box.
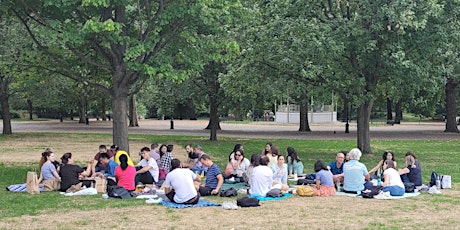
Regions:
[[197, 154, 223, 196], [327, 152, 346, 184], [343, 148, 372, 193], [96, 153, 118, 186]]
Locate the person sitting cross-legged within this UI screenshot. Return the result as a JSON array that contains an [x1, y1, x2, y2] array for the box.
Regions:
[[197, 154, 223, 196], [135, 147, 159, 186], [164, 159, 201, 204]]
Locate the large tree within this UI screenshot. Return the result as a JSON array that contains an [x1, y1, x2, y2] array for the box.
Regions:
[[11, 0, 240, 151]]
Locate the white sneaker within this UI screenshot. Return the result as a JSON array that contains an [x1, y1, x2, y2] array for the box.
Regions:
[[374, 191, 391, 199], [428, 186, 441, 194]]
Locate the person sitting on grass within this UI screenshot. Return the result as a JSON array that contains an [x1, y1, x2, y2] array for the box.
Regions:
[[114, 148, 134, 167], [197, 154, 223, 196], [164, 159, 201, 204], [286, 147, 304, 176], [328, 152, 346, 184], [314, 160, 336, 196], [224, 149, 250, 182], [399, 152, 422, 186], [382, 160, 405, 196], [272, 155, 289, 192], [245, 154, 260, 187], [135, 147, 159, 186], [114, 154, 136, 191], [250, 156, 284, 196], [93, 152, 118, 186], [90, 145, 115, 176], [343, 148, 372, 194], [267, 145, 280, 167], [38, 150, 61, 191], [59, 152, 92, 192], [368, 150, 397, 180]]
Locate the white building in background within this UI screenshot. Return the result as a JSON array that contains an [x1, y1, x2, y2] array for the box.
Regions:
[[275, 104, 337, 124]]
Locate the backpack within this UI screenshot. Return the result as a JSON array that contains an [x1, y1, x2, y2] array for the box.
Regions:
[[237, 197, 260, 207], [430, 171, 438, 187], [297, 179, 315, 185], [296, 185, 315, 197], [361, 185, 382, 198], [403, 182, 415, 193], [266, 188, 283, 197], [107, 185, 132, 199], [219, 187, 238, 197]]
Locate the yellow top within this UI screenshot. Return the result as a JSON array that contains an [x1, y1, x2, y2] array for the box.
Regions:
[[114, 150, 135, 166]]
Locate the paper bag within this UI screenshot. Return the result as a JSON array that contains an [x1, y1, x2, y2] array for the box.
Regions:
[[94, 177, 107, 193], [26, 172, 40, 194]]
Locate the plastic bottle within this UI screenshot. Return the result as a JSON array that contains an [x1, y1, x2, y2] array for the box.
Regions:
[[336, 181, 341, 192], [377, 177, 382, 186]]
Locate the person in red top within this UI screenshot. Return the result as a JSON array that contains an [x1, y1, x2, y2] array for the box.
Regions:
[[90, 145, 115, 176], [114, 154, 136, 191]]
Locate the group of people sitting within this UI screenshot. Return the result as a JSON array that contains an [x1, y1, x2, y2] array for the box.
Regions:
[[328, 148, 422, 197], [36, 142, 422, 203]]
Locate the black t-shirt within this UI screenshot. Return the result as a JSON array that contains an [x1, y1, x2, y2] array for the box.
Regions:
[[59, 164, 84, 192]]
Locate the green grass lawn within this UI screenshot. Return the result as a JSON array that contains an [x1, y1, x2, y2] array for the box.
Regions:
[[1, 133, 459, 220]]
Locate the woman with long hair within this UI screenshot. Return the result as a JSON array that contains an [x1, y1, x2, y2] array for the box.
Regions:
[[286, 147, 304, 175], [115, 154, 136, 190], [38, 150, 61, 191]]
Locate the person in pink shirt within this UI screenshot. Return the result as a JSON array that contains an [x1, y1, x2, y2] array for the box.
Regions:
[[114, 154, 136, 191]]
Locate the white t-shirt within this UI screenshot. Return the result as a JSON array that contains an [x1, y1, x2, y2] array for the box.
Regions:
[[230, 158, 250, 177], [164, 168, 197, 203], [138, 158, 159, 182], [249, 165, 273, 196], [384, 168, 404, 188]]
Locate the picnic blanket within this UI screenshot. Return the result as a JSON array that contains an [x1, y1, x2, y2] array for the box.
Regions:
[[7, 184, 45, 192], [161, 199, 220, 209], [221, 182, 248, 191], [248, 192, 292, 201], [336, 191, 421, 199]]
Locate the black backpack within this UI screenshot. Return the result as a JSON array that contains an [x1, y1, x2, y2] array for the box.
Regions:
[[429, 171, 438, 187], [237, 196, 260, 207], [107, 185, 132, 199], [361, 185, 382, 199], [219, 187, 238, 197]]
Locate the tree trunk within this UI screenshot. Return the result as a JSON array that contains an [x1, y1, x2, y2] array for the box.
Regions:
[[78, 93, 85, 123], [129, 94, 139, 127], [298, 91, 311, 131], [394, 101, 402, 124], [444, 78, 459, 132], [0, 76, 12, 135], [27, 99, 33, 120], [206, 95, 221, 141], [386, 97, 393, 120], [357, 99, 374, 154], [111, 78, 130, 152]]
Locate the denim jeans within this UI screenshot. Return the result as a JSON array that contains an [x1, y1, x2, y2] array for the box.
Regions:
[[382, 185, 405, 196]]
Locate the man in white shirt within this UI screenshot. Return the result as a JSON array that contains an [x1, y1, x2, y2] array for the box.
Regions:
[[164, 159, 201, 204], [135, 147, 159, 185]]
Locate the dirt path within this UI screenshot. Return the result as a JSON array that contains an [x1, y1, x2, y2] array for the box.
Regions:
[[6, 119, 460, 140]]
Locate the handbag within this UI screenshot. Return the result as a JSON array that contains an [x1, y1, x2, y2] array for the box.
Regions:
[[236, 196, 260, 207], [441, 175, 452, 189], [26, 172, 40, 194], [219, 187, 238, 197]]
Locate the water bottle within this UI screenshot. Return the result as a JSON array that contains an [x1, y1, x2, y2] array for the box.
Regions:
[[336, 181, 341, 192], [436, 176, 441, 190], [377, 177, 382, 186]]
